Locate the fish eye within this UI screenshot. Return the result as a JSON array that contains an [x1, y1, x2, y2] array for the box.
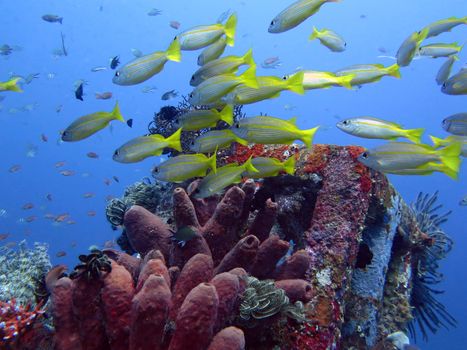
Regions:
[[361, 152, 368, 159], [114, 149, 119, 156], [235, 123, 240, 128], [190, 75, 195, 81], [270, 20, 275, 26], [115, 71, 120, 77], [191, 141, 195, 145], [154, 167, 159, 173], [343, 120, 349, 125], [282, 76, 287, 80], [189, 93, 193, 98]]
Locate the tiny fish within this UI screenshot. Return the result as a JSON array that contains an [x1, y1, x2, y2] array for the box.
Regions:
[[441, 69, 466, 95], [172, 226, 198, 247], [418, 42, 463, 58], [161, 89, 178, 100], [62, 101, 130, 141], [113, 176, 119, 183], [60, 170, 76, 176], [436, 55, 458, 85], [41, 133, 48, 142], [309, 27, 346, 52], [42, 14, 63, 24], [95, 92, 113, 100], [442, 113, 467, 136], [44, 213, 55, 220], [46, 193, 53, 201], [113, 128, 182, 163], [153, 153, 217, 183], [190, 129, 247, 153], [75, 82, 84, 101], [147, 8, 162, 16], [25, 215, 37, 223], [268, 0, 340, 33], [9, 164, 22, 173], [170, 20, 181, 29], [55, 213, 70, 222], [56, 104, 63, 113], [131, 48, 143, 58], [459, 195, 467, 206], [176, 104, 234, 131], [396, 28, 429, 67], [22, 203, 34, 210], [110, 56, 120, 69], [261, 56, 282, 69], [0, 78, 22, 93], [91, 66, 107, 72], [87, 210, 97, 217], [176, 13, 237, 50], [55, 161, 66, 168], [197, 37, 227, 66], [104, 178, 112, 186], [87, 151, 99, 158], [83, 192, 95, 198], [105, 195, 115, 201], [56, 251, 67, 258], [141, 86, 157, 93], [0, 233, 10, 241]]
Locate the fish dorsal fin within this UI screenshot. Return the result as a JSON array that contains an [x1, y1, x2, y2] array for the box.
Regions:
[[289, 116, 298, 125]]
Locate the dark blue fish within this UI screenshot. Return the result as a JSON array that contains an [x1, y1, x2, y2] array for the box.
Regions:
[[75, 83, 84, 101], [171, 226, 198, 247], [110, 56, 120, 70]]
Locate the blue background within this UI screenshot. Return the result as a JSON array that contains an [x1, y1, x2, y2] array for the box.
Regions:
[[1, 1, 465, 348]]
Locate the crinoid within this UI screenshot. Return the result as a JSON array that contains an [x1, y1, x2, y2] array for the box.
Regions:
[[408, 191, 456, 340], [69, 249, 112, 280]]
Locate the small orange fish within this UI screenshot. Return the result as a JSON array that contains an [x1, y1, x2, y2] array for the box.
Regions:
[[95, 92, 113, 100], [25, 215, 37, 223], [170, 20, 180, 29], [60, 170, 76, 176], [41, 133, 48, 142], [0, 233, 10, 241], [9, 164, 21, 173], [87, 210, 97, 217], [55, 161, 66, 168], [87, 152, 99, 159], [55, 213, 70, 222], [104, 178, 112, 186], [56, 251, 67, 257], [46, 193, 53, 201], [22, 203, 34, 210], [83, 192, 95, 198]]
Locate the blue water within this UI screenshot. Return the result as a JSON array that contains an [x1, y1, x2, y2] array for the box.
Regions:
[[1, 0, 465, 348]]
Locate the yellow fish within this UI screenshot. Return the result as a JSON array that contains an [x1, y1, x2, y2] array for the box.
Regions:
[[190, 129, 248, 153], [244, 156, 296, 178], [292, 70, 354, 89], [309, 27, 346, 52], [113, 128, 182, 163], [177, 104, 234, 131], [0, 77, 22, 92], [430, 135, 467, 157], [197, 36, 227, 65], [153, 153, 217, 183], [396, 28, 429, 67], [62, 101, 128, 142]]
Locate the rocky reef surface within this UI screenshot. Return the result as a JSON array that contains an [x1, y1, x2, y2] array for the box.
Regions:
[[1, 144, 454, 349]]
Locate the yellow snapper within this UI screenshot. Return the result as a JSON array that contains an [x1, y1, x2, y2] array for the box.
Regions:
[[62, 101, 127, 142], [268, 0, 340, 33], [193, 157, 258, 199], [295, 70, 354, 89], [113, 39, 181, 86], [336, 117, 425, 143], [430, 135, 467, 157], [442, 113, 467, 135], [441, 69, 467, 95], [177, 104, 234, 131], [385, 162, 458, 180], [396, 28, 429, 67], [112, 128, 182, 163], [334, 64, 400, 86], [153, 152, 217, 183], [190, 129, 248, 153], [422, 16, 467, 38], [231, 116, 319, 148], [0, 77, 22, 92], [244, 156, 296, 178], [176, 13, 237, 50], [190, 48, 255, 86], [357, 141, 462, 175], [188, 65, 258, 105], [309, 27, 346, 52], [418, 42, 463, 58], [436, 55, 458, 85], [224, 72, 304, 105], [197, 36, 227, 66]]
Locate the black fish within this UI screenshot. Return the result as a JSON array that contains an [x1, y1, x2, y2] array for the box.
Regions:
[[110, 56, 120, 70], [60, 32, 68, 56], [75, 83, 84, 101], [126, 118, 133, 128]]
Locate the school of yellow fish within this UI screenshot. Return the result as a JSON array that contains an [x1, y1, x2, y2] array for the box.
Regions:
[[4, 1, 465, 197]]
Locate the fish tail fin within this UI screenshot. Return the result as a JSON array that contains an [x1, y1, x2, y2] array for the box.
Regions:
[[337, 74, 354, 89], [436, 163, 459, 180], [224, 13, 237, 47], [309, 27, 320, 41], [244, 156, 259, 173], [287, 71, 305, 94], [430, 135, 445, 148], [166, 38, 182, 62], [302, 126, 319, 148], [111, 101, 125, 122], [242, 48, 255, 67], [240, 65, 259, 89], [166, 128, 183, 152], [438, 142, 462, 172], [283, 156, 296, 175], [208, 151, 217, 173], [219, 104, 234, 125], [387, 64, 401, 78], [5, 78, 23, 92], [405, 128, 424, 143]]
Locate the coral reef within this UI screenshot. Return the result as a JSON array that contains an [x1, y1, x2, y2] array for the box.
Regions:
[[45, 145, 454, 349]]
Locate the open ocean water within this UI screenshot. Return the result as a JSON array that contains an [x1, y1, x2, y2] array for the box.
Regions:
[[1, 0, 466, 349]]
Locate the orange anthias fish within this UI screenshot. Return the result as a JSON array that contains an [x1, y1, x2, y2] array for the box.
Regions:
[[55, 161, 66, 168], [170, 20, 181, 29], [95, 92, 113, 100], [56, 251, 67, 257], [87, 210, 97, 217], [25, 215, 37, 223], [0, 233, 10, 241], [55, 213, 70, 222], [60, 170, 76, 176], [87, 151, 99, 158], [22, 203, 34, 210], [83, 192, 95, 198], [9, 164, 21, 173]]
